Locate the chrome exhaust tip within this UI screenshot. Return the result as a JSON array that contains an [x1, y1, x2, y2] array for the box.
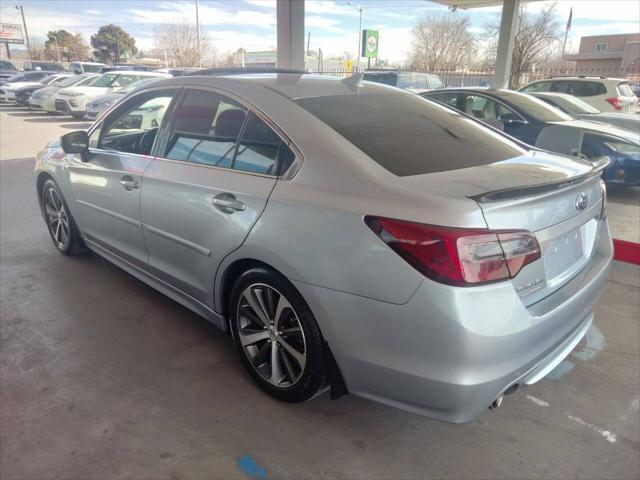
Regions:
[[489, 394, 504, 410]]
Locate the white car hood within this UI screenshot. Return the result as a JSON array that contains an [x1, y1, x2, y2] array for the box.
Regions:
[[2, 81, 42, 91], [58, 85, 110, 97]]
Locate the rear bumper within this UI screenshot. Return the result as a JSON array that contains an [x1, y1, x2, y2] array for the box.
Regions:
[[295, 219, 613, 423]]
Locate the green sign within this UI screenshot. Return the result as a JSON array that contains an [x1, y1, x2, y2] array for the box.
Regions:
[[361, 29, 379, 58]]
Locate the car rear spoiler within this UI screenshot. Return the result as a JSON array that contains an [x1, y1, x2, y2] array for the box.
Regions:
[[469, 156, 610, 203]]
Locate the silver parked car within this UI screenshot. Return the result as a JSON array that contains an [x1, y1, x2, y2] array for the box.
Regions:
[[35, 74, 612, 423]]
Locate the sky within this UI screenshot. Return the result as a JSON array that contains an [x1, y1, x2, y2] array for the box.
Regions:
[[0, 0, 639, 62]]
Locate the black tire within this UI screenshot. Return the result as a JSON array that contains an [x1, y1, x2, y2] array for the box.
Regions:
[[229, 267, 329, 403], [40, 179, 87, 256]]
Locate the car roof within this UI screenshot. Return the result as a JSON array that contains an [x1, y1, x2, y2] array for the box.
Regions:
[[104, 70, 170, 77], [152, 73, 398, 100]]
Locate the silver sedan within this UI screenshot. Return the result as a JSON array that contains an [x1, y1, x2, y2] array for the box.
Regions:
[[34, 73, 612, 423]]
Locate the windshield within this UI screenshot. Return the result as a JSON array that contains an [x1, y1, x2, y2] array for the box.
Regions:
[[117, 77, 159, 94], [78, 75, 100, 86], [89, 74, 119, 87], [39, 75, 60, 85], [6, 73, 25, 82], [493, 90, 573, 122], [57, 75, 86, 88], [295, 93, 525, 177], [0, 61, 16, 70], [545, 94, 599, 115]]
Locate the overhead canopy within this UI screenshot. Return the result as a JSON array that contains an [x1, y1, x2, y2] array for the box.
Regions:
[[432, 0, 540, 9]]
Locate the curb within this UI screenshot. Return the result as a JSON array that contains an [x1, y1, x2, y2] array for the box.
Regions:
[[613, 239, 640, 265]]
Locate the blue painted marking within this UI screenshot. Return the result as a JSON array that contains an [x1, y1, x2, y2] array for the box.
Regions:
[[572, 325, 606, 361], [237, 455, 266, 480]]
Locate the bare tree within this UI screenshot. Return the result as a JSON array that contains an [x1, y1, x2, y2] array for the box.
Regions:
[[486, 3, 562, 86], [410, 13, 476, 71], [153, 19, 215, 67]]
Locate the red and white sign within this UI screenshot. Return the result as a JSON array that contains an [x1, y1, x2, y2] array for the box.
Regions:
[[0, 24, 24, 44]]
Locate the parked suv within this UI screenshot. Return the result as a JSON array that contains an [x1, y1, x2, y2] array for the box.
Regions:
[[363, 70, 444, 93], [22, 61, 66, 72], [520, 76, 637, 113]]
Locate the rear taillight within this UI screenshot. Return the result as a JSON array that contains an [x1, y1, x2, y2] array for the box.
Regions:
[[364, 216, 541, 287], [606, 97, 624, 110]]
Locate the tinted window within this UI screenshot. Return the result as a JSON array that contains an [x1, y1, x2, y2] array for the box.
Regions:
[[567, 81, 606, 97], [99, 90, 175, 155], [295, 93, 525, 177], [521, 81, 553, 93], [81, 64, 102, 73], [165, 90, 247, 168], [427, 92, 459, 108], [396, 74, 412, 89], [363, 72, 398, 87], [0, 61, 16, 70], [6, 73, 25, 82], [234, 113, 281, 175], [89, 74, 118, 87]]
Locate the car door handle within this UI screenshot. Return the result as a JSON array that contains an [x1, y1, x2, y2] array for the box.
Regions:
[[212, 193, 246, 213], [120, 176, 139, 191]]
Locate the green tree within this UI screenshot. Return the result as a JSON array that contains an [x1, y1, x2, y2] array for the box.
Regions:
[[91, 24, 138, 63], [45, 30, 90, 61]]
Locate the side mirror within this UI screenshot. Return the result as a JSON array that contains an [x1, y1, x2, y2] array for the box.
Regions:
[[61, 130, 89, 160]]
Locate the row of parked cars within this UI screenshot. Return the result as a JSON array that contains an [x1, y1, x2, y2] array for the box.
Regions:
[[364, 70, 639, 186]]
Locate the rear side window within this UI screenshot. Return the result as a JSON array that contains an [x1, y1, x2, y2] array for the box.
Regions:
[[295, 93, 525, 177], [165, 90, 248, 168], [617, 82, 634, 97], [164, 89, 293, 175], [567, 81, 606, 97], [427, 75, 444, 89]]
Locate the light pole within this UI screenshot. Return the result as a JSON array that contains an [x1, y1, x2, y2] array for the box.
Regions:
[[15, 5, 31, 61], [195, 0, 201, 67], [347, 2, 363, 71], [115, 31, 120, 63]]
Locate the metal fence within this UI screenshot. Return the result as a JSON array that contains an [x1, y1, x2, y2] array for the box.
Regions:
[[308, 66, 640, 88]]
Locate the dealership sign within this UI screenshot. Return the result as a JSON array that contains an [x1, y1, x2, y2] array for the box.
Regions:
[[361, 30, 379, 58], [0, 23, 24, 44]]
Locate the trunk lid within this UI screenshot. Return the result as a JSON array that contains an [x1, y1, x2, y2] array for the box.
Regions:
[[399, 150, 607, 304]]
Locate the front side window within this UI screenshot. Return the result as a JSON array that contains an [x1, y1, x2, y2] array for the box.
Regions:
[[98, 90, 175, 155]]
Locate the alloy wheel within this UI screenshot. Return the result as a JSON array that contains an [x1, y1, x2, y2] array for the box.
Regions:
[[236, 283, 307, 388], [44, 187, 70, 250]]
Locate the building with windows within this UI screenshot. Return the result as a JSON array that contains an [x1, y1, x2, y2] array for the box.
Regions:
[[564, 33, 640, 72]]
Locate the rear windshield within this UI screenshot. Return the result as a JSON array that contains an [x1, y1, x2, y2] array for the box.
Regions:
[[493, 90, 573, 122], [363, 72, 398, 86], [617, 82, 634, 97], [295, 93, 525, 177]]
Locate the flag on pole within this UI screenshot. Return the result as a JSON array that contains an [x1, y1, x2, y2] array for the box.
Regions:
[[566, 7, 573, 31]]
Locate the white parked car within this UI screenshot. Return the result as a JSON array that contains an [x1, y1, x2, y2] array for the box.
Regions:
[[29, 74, 100, 112], [53, 70, 170, 117], [520, 76, 637, 113], [0, 71, 63, 102]]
